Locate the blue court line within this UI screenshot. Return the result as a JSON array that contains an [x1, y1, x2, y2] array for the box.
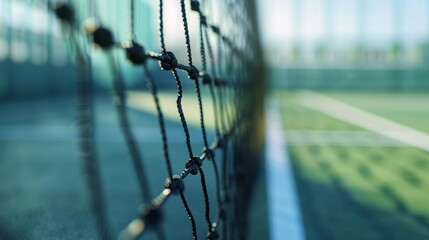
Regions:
[[265, 99, 306, 240]]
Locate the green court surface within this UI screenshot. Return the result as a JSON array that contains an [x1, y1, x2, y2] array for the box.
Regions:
[[277, 90, 429, 240]]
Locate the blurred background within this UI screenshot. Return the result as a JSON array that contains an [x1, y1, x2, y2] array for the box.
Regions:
[[259, 0, 429, 89], [258, 1, 429, 240]]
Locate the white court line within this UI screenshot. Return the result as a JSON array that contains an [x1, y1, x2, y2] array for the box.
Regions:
[[285, 130, 406, 147], [297, 91, 429, 152], [265, 99, 306, 240]]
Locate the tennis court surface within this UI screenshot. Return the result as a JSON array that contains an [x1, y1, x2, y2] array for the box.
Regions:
[[0, 95, 221, 239], [276, 90, 429, 240]]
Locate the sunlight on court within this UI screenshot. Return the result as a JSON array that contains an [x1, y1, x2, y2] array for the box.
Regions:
[[277, 90, 429, 240], [127, 90, 237, 130]]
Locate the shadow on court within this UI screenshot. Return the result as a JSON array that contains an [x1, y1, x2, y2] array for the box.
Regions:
[[289, 146, 429, 240]]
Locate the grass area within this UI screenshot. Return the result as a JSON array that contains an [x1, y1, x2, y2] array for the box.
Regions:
[[277, 90, 429, 240]]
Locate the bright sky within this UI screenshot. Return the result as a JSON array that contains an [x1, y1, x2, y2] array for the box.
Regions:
[[258, 0, 429, 47]]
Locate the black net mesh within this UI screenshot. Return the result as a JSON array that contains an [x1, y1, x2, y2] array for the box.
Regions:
[[0, 0, 265, 239]]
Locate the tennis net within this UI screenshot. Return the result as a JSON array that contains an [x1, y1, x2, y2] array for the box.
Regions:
[[52, 0, 265, 239]]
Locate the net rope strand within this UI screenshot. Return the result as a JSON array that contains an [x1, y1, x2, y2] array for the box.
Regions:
[[56, 4, 113, 239], [202, 25, 221, 138], [106, 51, 152, 204], [214, 33, 228, 135], [159, 0, 166, 54], [74, 36, 113, 240], [216, 14, 236, 240], [210, 6, 231, 237], [171, 68, 194, 159], [143, 64, 174, 179], [119, 2, 168, 239], [201, 25, 224, 228], [130, 0, 135, 40], [179, 0, 214, 235], [179, 0, 194, 67], [201, 21, 230, 232], [160, 1, 197, 238], [198, 1, 223, 230], [87, 0, 153, 206]]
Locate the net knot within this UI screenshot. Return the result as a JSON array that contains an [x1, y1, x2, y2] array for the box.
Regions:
[[214, 78, 224, 87], [219, 207, 226, 220], [211, 25, 220, 34], [140, 205, 162, 226], [191, 0, 200, 12], [202, 73, 211, 85], [204, 147, 215, 159], [222, 36, 230, 44], [200, 15, 207, 25], [88, 26, 115, 49], [164, 175, 184, 194], [217, 137, 225, 148], [125, 41, 146, 65], [54, 3, 74, 24], [159, 52, 178, 70], [206, 228, 219, 240], [223, 191, 230, 203], [187, 65, 200, 80], [186, 156, 202, 175]]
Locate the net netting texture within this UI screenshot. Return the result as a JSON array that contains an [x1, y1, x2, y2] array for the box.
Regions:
[[53, 0, 262, 239]]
